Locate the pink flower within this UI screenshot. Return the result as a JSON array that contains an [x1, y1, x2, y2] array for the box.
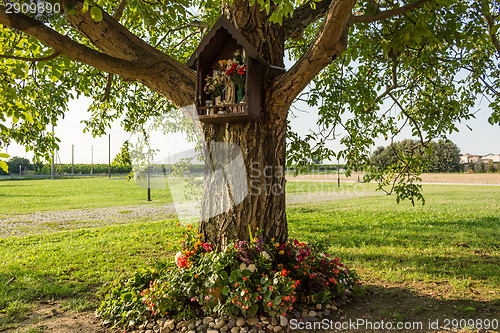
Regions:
[[175, 252, 187, 268], [203, 243, 213, 252]]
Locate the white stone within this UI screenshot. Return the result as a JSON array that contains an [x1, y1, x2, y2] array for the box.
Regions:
[[164, 320, 176, 330], [246, 317, 259, 326], [279, 315, 288, 327], [215, 320, 226, 329], [236, 318, 246, 327]]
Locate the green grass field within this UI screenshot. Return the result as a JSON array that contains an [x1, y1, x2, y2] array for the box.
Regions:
[[0, 176, 172, 215], [0, 177, 499, 330]]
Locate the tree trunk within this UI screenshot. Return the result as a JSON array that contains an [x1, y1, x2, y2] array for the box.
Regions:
[[199, 3, 289, 248]]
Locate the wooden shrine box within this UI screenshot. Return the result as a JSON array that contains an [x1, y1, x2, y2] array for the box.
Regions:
[[186, 16, 265, 124]]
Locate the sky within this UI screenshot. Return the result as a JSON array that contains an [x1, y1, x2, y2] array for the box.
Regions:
[[3, 90, 499, 165]]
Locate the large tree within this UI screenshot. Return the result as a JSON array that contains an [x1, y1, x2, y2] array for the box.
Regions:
[[1, 0, 499, 246]]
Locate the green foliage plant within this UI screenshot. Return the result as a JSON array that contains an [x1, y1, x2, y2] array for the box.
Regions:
[[100, 224, 359, 327]]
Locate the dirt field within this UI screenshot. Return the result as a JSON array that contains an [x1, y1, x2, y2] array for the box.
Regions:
[[289, 173, 500, 185]]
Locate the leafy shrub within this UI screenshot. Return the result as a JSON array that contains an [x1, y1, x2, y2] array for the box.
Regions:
[[98, 225, 360, 328], [96, 267, 158, 327], [139, 225, 359, 321]]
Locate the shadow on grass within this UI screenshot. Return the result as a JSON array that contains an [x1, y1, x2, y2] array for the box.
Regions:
[[336, 284, 500, 332]]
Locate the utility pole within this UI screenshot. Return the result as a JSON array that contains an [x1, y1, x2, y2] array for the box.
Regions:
[[91, 145, 93, 175], [108, 134, 111, 178], [337, 158, 340, 188], [51, 125, 54, 181], [147, 148, 151, 201], [71, 144, 74, 174]]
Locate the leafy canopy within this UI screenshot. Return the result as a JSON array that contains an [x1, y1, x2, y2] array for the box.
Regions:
[[0, 0, 499, 203]]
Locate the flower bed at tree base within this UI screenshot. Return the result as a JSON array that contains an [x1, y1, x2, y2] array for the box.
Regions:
[[96, 224, 361, 332]]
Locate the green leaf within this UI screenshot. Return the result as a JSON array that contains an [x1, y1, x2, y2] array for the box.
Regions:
[[0, 153, 9, 158], [247, 304, 258, 317], [0, 161, 8, 173], [90, 6, 103, 22], [22, 112, 34, 123], [82, 0, 89, 13]]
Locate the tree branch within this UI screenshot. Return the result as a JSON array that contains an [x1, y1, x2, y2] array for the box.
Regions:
[[59, 1, 195, 106], [365, 53, 399, 114], [484, 13, 500, 54], [351, 0, 431, 24], [0, 7, 149, 77], [389, 92, 425, 144], [100, 73, 114, 102], [0, 50, 61, 62], [272, 0, 356, 112], [283, 0, 332, 40], [112, 0, 127, 20], [0, 4, 195, 107]]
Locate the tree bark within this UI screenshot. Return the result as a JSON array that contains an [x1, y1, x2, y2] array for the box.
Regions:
[[199, 2, 289, 248]]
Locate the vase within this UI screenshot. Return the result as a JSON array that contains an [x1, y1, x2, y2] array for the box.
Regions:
[[215, 96, 222, 106], [236, 88, 245, 103]]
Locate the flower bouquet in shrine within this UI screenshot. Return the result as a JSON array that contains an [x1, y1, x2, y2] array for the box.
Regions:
[[226, 50, 247, 103], [204, 67, 225, 107]]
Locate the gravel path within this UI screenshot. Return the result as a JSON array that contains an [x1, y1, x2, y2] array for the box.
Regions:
[[0, 190, 375, 238], [0, 204, 177, 238]]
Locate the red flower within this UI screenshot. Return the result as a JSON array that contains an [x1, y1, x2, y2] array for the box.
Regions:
[[202, 243, 213, 252], [175, 252, 187, 268], [281, 269, 288, 277], [226, 63, 238, 76], [238, 66, 246, 75]]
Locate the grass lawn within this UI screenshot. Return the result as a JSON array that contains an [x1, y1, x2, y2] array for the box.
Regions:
[[0, 178, 499, 330], [288, 184, 500, 298], [0, 176, 172, 215]]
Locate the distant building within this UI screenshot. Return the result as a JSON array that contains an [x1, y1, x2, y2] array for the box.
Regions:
[[483, 154, 500, 163], [459, 153, 500, 172]]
